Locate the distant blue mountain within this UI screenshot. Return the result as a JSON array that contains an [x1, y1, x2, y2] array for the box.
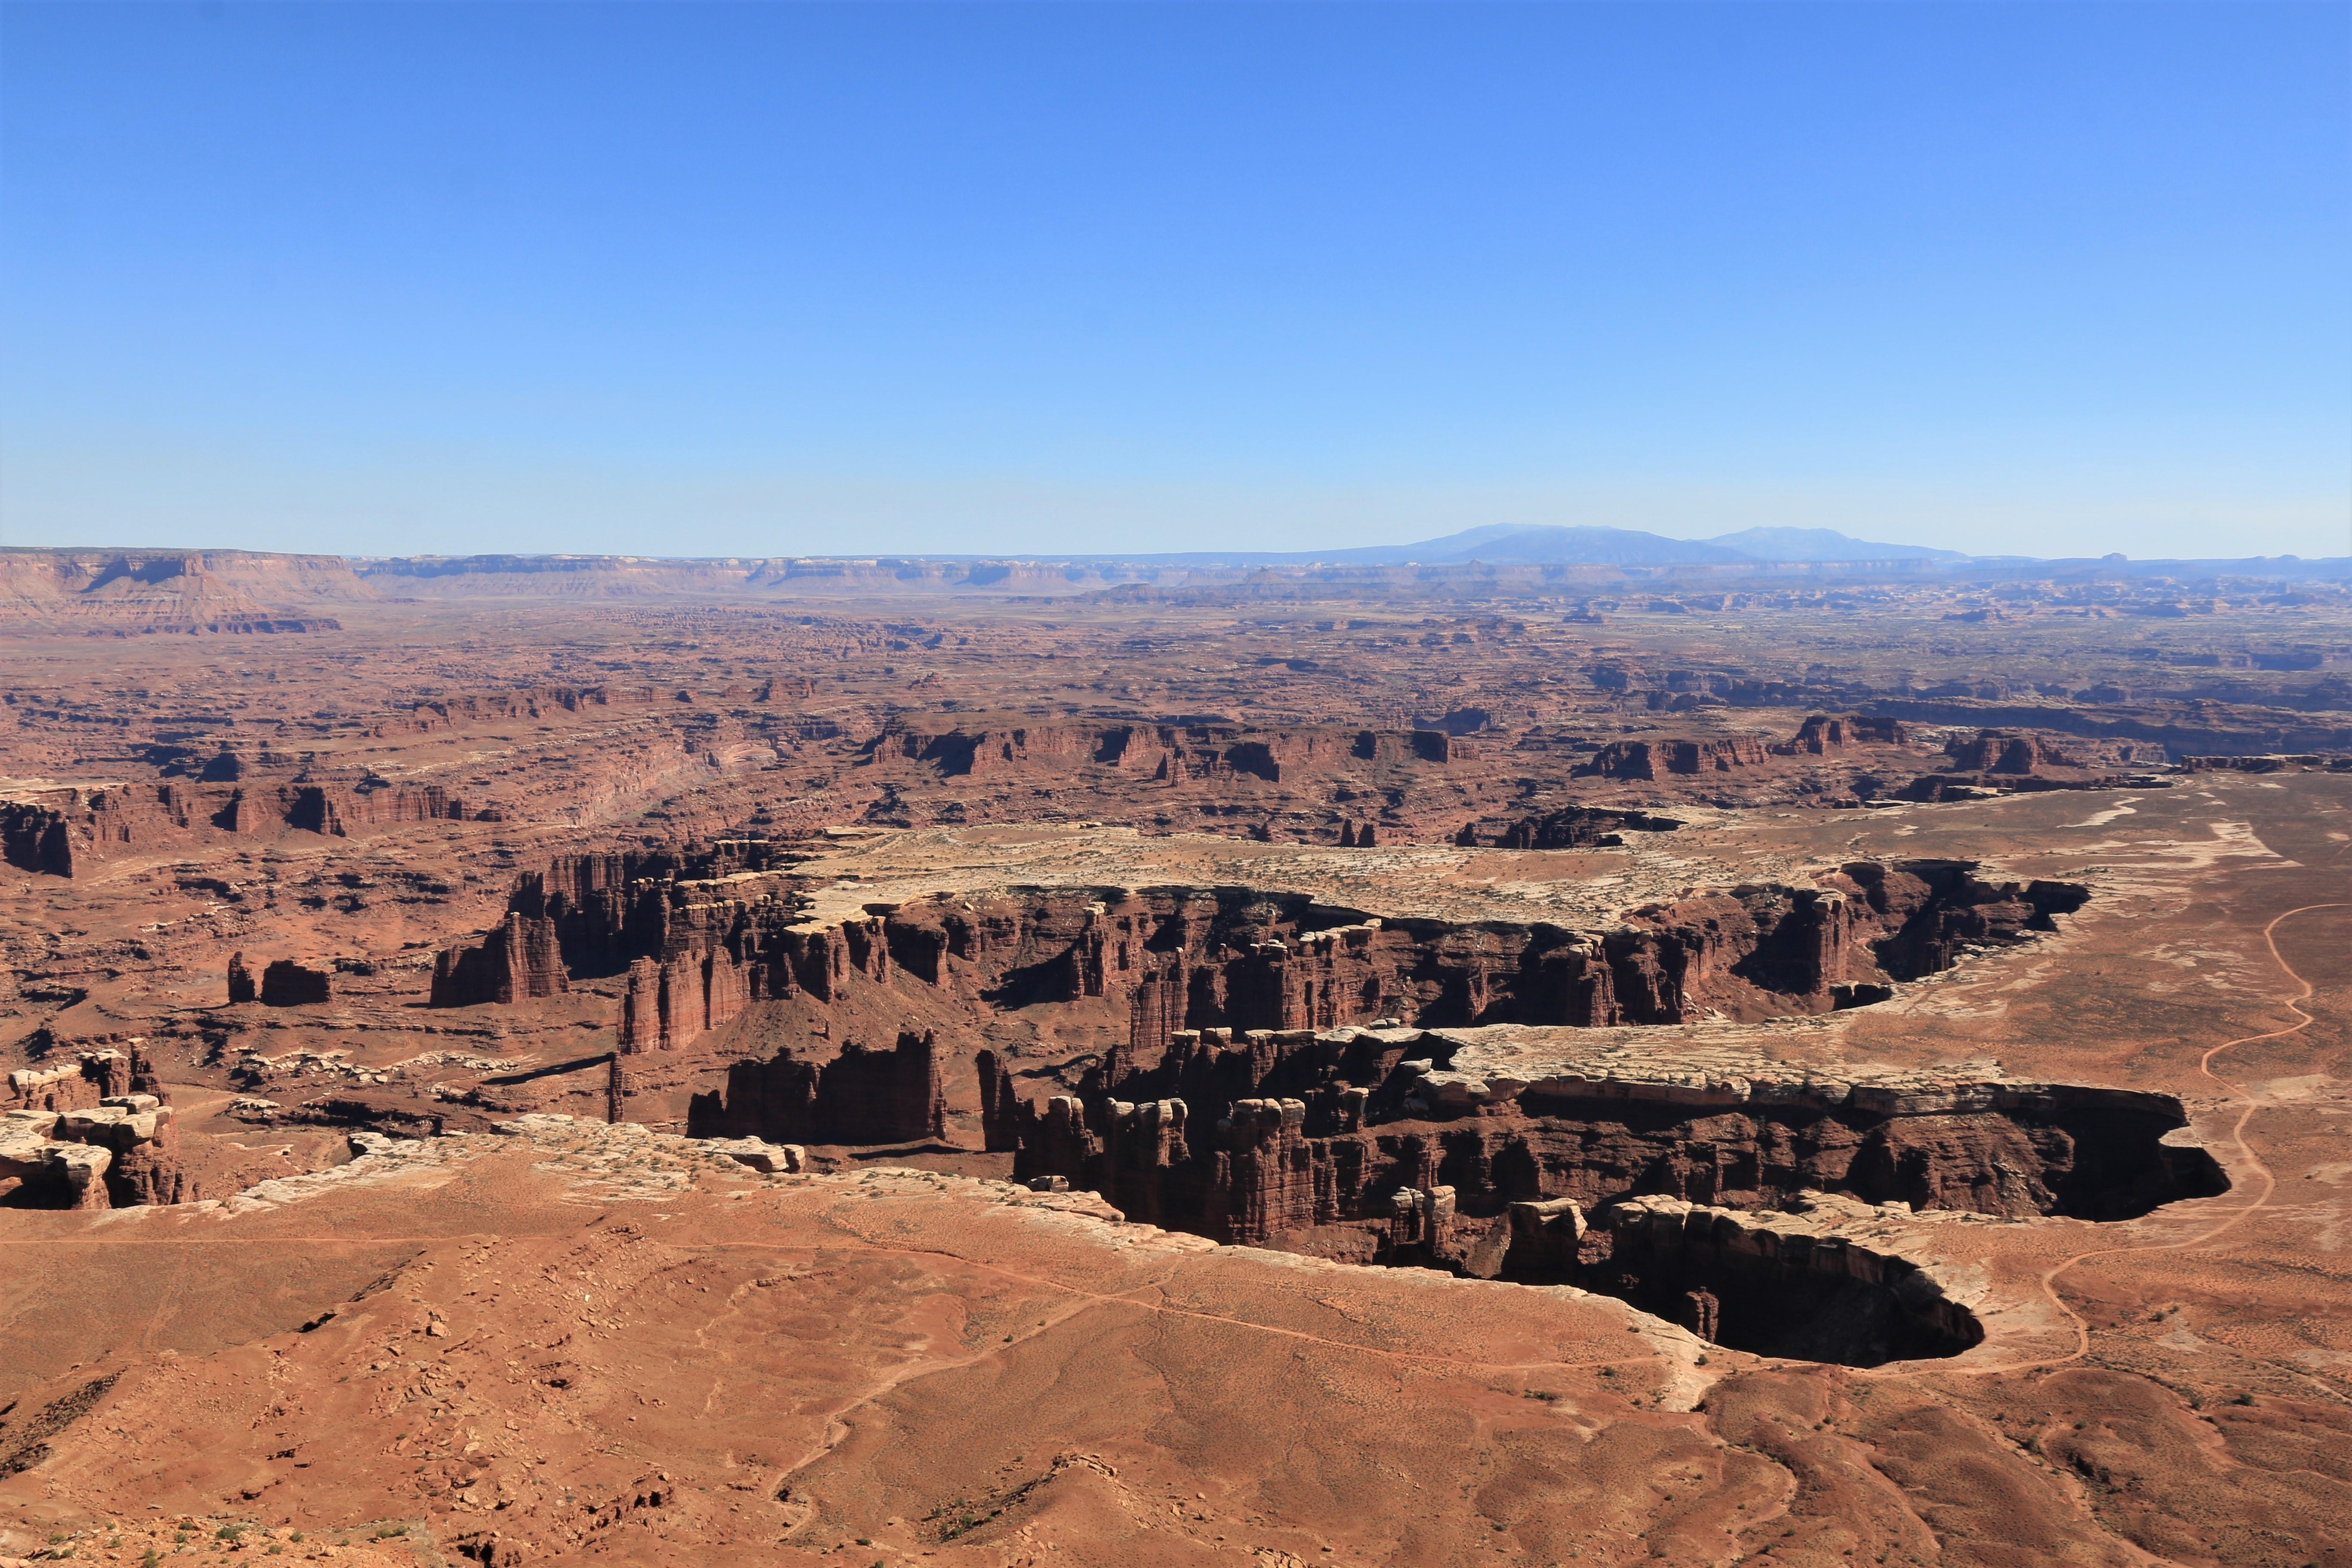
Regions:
[[1326, 524, 1756, 566], [1703, 527, 1966, 562], [1109, 522, 1957, 567]]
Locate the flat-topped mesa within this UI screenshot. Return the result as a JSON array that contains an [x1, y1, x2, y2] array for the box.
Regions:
[[1558, 714, 1913, 788], [1893, 728, 2179, 801], [1569, 735, 1772, 781], [1009, 1024, 2224, 1248], [929, 858, 2081, 1042], [430, 845, 823, 1037], [1942, 729, 2087, 775], [1666, 737, 1772, 774], [258, 959, 333, 1007], [507, 842, 811, 971], [2181, 753, 2352, 774], [432, 854, 2091, 1155], [1772, 714, 1908, 756]]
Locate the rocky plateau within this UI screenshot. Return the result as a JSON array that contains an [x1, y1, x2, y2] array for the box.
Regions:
[[0, 549, 2347, 1568]]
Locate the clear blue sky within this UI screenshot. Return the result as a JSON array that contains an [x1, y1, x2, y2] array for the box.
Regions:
[[3, 2, 2346, 560]]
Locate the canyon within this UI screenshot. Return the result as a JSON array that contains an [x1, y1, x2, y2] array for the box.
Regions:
[[0, 551, 2346, 1568]]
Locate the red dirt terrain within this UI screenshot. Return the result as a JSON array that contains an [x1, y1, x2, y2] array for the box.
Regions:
[[2, 548, 2349, 1568]]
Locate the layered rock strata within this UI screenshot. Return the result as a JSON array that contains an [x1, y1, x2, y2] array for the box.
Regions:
[[1773, 714, 1907, 755], [681, 1029, 946, 1146], [1004, 1025, 2224, 1252], [0, 780, 501, 876], [430, 913, 569, 1007], [5, 1049, 154, 1112], [441, 856, 2089, 1063], [0, 1092, 188, 1208], [865, 718, 1472, 785], [1572, 1194, 1981, 1364]]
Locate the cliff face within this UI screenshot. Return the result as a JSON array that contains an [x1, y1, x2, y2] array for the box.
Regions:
[[1944, 729, 2084, 774], [866, 718, 1468, 786], [1772, 714, 1906, 755], [1565, 1195, 1982, 1364], [5, 1049, 153, 1112], [448, 855, 2077, 1064], [0, 780, 498, 877], [2, 1053, 187, 1209], [431, 913, 569, 1007], [0, 548, 366, 631], [1666, 737, 1770, 773], [0, 802, 76, 876], [258, 960, 332, 1007], [1004, 1026, 2223, 1248], [427, 852, 2105, 1237], [682, 1030, 945, 1146], [1454, 805, 1683, 850]]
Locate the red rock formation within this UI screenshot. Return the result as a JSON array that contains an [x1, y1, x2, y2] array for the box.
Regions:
[[686, 1030, 945, 1146], [1574, 741, 1657, 781], [867, 719, 1464, 787], [6, 1050, 141, 1112], [1842, 860, 2086, 978], [448, 851, 2086, 1154], [0, 777, 492, 875], [470, 850, 2089, 1063], [226, 952, 257, 1005], [1007, 1024, 2220, 1246], [1666, 737, 1769, 774], [1454, 805, 1683, 850], [1574, 1197, 1981, 1363], [431, 913, 569, 1006], [0, 801, 75, 876], [1944, 729, 2082, 774], [55, 1096, 191, 1206], [976, 1049, 1020, 1153], [1772, 713, 1906, 755], [2182, 753, 2352, 773], [259, 959, 332, 1007], [1, 1076, 188, 1209]]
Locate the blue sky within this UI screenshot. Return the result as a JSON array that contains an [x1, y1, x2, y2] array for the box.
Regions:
[[2, 2, 2346, 560]]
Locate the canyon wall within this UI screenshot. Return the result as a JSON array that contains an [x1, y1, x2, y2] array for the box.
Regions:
[[0, 780, 502, 876], [866, 718, 1472, 785], [1004, 1025, 2222, 1250], [447, 855, 2086, 1057], [423, 851, 2114, 1256]]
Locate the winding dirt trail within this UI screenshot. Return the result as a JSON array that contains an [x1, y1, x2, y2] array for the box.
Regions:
[[1947, 900, 2346, 1380]]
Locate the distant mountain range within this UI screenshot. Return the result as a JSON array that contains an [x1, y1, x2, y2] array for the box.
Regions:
[[1106, 524, 1969, 568]]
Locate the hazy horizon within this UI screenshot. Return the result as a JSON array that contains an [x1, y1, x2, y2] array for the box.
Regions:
[[4, 3, 2347, 562]]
